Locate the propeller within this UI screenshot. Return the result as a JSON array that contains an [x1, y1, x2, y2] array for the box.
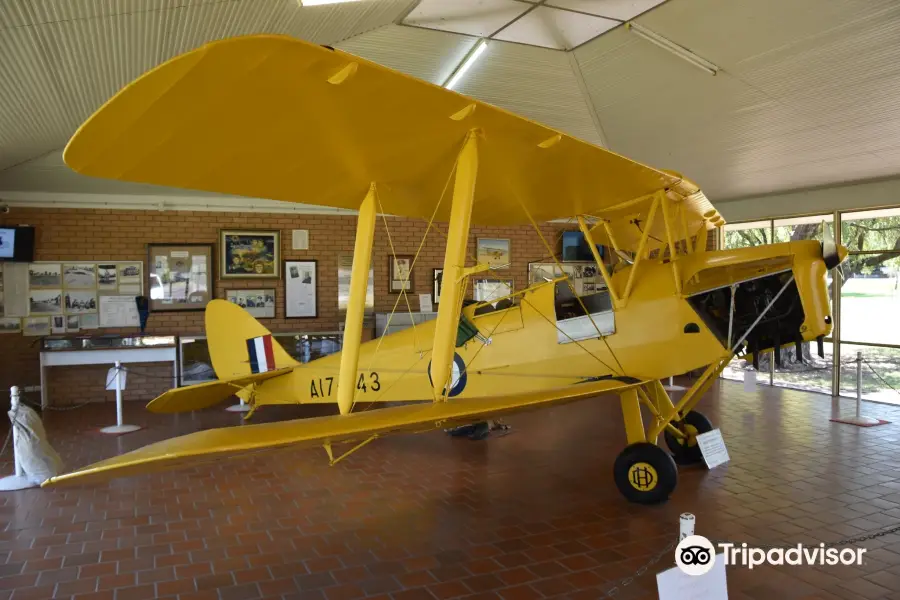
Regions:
[[821, 220, 845, 281]]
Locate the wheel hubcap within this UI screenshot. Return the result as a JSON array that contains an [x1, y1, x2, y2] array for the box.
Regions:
[[627, 462, 658, 492]]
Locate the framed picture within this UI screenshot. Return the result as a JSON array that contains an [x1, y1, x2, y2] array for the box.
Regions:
[[148, 243, 213, 312], [0, 317, 21, 334], [63, 264, 96, 289], [285, 260, 317, 318], [433, 268, 443, 304], [65, 290, 98, 314], [29, 290, 63, 316], [226, 288, 275, 319], [29, 264, 61, 289], [338, 255, 374, 314], [476, 238, 510, 269], [474, 279, 513, 303], [220, 229, 280, 279], [23, 316, 50, 337], [389, 255, 414, 293]]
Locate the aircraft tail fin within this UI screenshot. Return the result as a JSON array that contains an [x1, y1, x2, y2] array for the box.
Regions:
[[205, 299, 300, 380]]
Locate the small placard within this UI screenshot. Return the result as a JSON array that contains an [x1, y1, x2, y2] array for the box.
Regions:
[[105, 367, 127, 391], [292, 229, 309, 250], [419, 294, 432, 313], [696, 429, 730, 469], [656, 554, 728, 599]]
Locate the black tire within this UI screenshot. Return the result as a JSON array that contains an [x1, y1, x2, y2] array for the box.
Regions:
[[613, 442, 678, 504], [664, 411, 714, 466]]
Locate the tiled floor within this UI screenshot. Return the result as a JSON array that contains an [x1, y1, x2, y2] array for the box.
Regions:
[[3, 379, 900, 600]]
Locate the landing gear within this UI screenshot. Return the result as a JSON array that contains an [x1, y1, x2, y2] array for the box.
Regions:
[[664, 410, 713, 465], [613, 442, 678, 505]]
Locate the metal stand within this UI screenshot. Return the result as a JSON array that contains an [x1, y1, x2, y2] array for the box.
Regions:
[[663, 376, 686, 393], [679, 513, 695, 541], [225, 398, 251, 413], [830, 352, 887, 427], [0, 386, 38, 491], [100, 362, 142, 435]]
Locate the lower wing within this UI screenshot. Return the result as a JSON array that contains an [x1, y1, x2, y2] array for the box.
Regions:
[[43, 378, 641, 487], [146, 368, 293, 413]]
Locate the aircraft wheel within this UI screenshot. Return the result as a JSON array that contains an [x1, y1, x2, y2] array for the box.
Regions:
[[664, 411, 713, 465], [613, 442, 678, 505]]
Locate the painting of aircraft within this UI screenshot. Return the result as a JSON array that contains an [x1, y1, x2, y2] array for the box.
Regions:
[[42, 35, 847, 504]]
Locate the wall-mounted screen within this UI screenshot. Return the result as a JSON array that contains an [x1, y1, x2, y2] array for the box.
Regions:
[[0, 226, 35, 262], [562, 231, 604, 262]]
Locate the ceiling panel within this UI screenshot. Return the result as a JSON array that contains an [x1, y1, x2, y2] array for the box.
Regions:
[[546, 0, 667, 21], [575, 0, 900, 200], [453, 39, 603, 146], [338, 24, 477, 85], [0, 26, 78, 171], [269, 0, 418, 46], [405, 0, 528, 38], [493, 6, 617, 50]]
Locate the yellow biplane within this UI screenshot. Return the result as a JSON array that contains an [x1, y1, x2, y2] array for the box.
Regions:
[[43, 35, 847, 504]]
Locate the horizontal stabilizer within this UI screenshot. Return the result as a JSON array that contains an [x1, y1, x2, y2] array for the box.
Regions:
[[146, 368, 292, 413], [44, 378, 641, 487]]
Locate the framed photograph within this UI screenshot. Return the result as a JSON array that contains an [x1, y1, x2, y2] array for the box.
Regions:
[[389, 255, 414, 293], [63, 264, 96, 289], [285, 260, 317, 318], [433, 268, 443, 304], [65, 290, 98, 314], [338, 255, 374, 314], [29, 264, 61, 289], [220, 229, 280, 279], [226, 289, 275, 319], [148, 244, 213, 312], [476, 238, 511, 269], [474, 279, 513, 303], [97, 264, 118, 291], [29, 289, 63, 315], [51, 315, 66, 334], [23, 316, 50, 337], [0, 317, 20, 334]]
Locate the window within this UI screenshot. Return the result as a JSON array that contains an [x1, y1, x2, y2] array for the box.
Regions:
[[723, 220, 772, 249], [554, 281, 614, 343], [719, 214, 834, 395]]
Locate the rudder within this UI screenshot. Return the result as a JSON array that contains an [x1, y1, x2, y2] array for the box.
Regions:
[[205, 299, 299, 379]]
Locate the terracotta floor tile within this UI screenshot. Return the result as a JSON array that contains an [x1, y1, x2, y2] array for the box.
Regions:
[[4, 381, 900, 599]]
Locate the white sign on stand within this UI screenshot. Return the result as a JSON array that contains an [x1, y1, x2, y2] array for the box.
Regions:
[[696, 429, 730, 469], [105, 367, 127, 391], [657, 554, 728, 599], [743, 370, 757, 392], [419, 294, 433, 313]]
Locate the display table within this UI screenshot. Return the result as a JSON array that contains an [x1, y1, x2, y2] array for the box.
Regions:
[[39, 335, 178, 408]]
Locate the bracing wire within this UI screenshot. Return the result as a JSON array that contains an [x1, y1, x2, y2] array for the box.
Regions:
[[509, 188, 626, 375], [351, 144, 464, 412]]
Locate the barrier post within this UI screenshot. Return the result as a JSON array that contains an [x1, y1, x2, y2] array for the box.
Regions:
[[0, 386, 38, 491], [100, 363, 142, 435], [679, 513, 695, 541], [829, 350, 886, 427]]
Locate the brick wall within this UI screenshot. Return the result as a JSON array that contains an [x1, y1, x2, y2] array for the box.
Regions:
[[0, 207, 561, 407]]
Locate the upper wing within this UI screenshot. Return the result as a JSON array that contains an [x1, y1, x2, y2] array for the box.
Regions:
[[63, 34, 688, 226], [43, 378, 641, 487]]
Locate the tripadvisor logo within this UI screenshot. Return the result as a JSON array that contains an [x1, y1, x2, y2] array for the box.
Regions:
[[675, 535, 867, 575]]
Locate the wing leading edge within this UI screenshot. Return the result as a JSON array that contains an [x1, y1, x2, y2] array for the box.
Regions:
[[43, 379, 642, 488], [62, 34, 690, 227]]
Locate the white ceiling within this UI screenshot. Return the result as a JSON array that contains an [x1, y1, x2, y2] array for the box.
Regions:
[[2, 0, 900, 211]]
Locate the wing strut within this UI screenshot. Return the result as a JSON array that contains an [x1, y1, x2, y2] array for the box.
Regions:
[[431, 130, 479, 401], [336, 183, 377, 415]]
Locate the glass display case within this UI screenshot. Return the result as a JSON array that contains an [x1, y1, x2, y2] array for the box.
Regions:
[[41, 334, 177, 352], [179, 331, 343, 386]]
